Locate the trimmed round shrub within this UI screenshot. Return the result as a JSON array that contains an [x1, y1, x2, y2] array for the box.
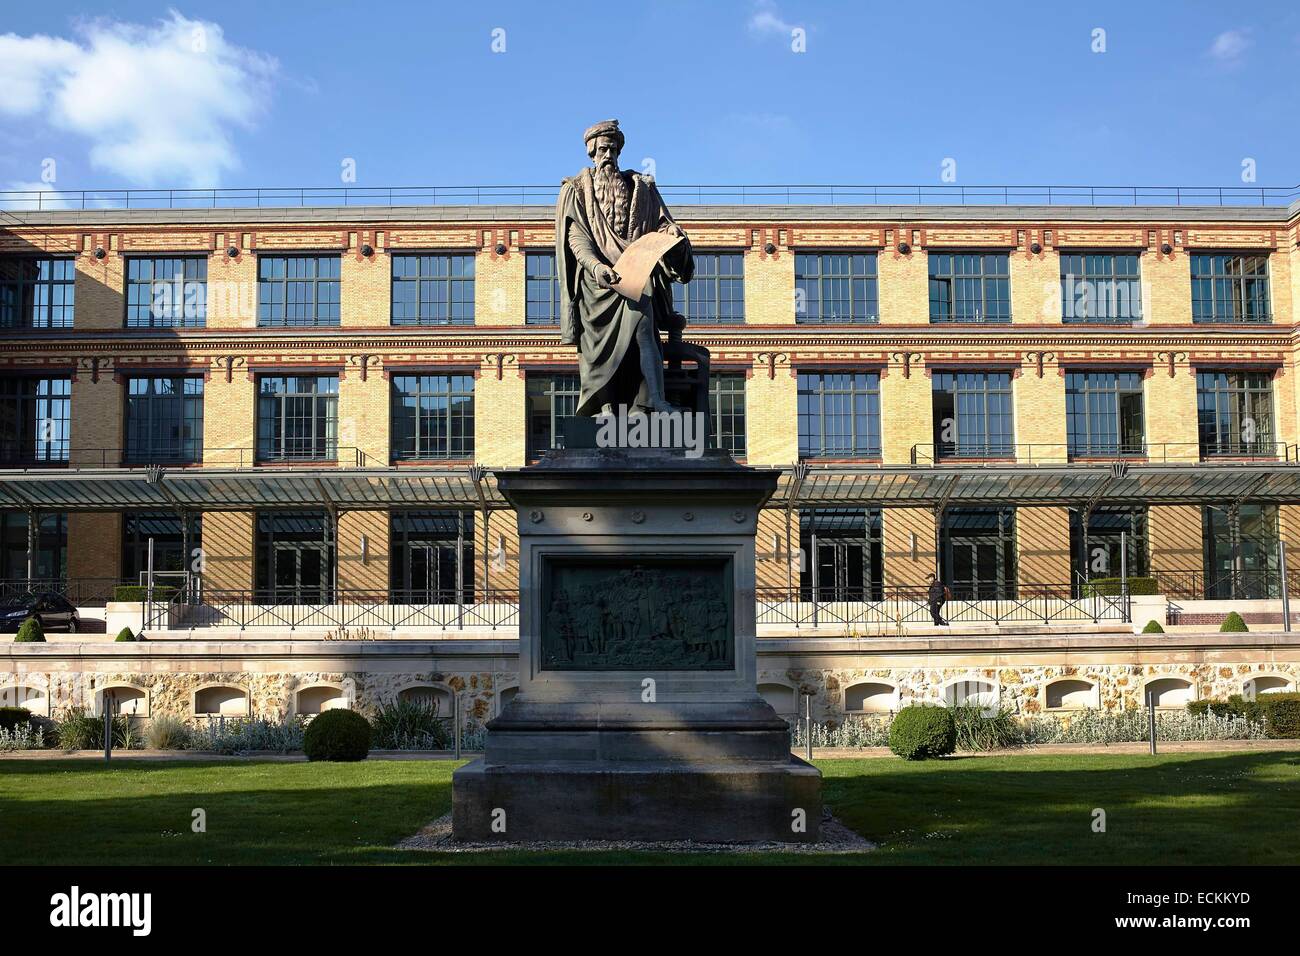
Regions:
[[14, 618, 44, 643], [302, 708, 371, 762], [1220, 612, 1249, 633], [0, 706, 33, 732], [1142, 620, 1165, 634], [115, 627, 138, 642], [888, 705, 956, 760]]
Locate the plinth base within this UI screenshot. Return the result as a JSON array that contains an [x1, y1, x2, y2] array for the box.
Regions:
[[451, 756, 822, 843]]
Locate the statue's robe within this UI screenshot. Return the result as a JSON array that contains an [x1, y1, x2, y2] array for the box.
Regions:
[[556, 167, 693, 416]]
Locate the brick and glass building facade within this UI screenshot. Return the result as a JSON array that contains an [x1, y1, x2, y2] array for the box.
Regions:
[[4, 193, 1300, 724]]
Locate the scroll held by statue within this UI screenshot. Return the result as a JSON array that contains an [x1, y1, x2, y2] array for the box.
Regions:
[[611, 231, 685, 301]]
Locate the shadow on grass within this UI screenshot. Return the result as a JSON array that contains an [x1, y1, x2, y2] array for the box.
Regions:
[[2, 751, 1296, 865]]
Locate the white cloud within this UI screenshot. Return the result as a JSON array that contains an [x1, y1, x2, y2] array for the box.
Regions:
[[1208, 29, 1251, 64], [748, 0, 797, 37], [0, 11, 277, 187], [2, 181, 76, 211]]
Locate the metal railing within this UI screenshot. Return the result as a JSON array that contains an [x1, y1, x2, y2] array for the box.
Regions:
[[3, 183, 1297, 212], [755, 584, 1129, 627], [154, 587, 521, 631], [0, 577, 128, 606], [0, 446, 373, 469], [909, 441, 1299, 466], [1151, 568, 1298, 601]]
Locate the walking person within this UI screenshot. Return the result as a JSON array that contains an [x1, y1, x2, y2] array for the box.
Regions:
[[927, 573, 951, 626]]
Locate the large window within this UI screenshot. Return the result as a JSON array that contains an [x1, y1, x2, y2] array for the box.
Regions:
[[710, 374, 746, 456], [124, 376, 204, 464], [126, 256, 207, 328], [931, 371, 1014, 459], [800, 508, 883, 601], [256, 375, 338, 462], [0, 258, 74, 329], [390, 373, 474, 461], [122, 512, 202, 583], [1196, 370, 1275, 456], [255, 511, 333, 602], [1191, 253, 1270, 324], [928, 252, 1010, 323], [392, 253, 474, 325], [1203, 504, 1279, 599], [257, 256, 340, 327], [390, 511, 474, 603], [794, 252, 878, 324], [1070, 507, 1148, 584], [940, 508, 1017, 600], [673, 252, 744, 324], [0, 376, 70, 464], [525, 252, 560, 325], [1065, 371, 1145, 457], [0, 512, 65, 580], [526, 373, 580, 459], [797, 371, 881, 458], [1061, 253, 1142, 323]]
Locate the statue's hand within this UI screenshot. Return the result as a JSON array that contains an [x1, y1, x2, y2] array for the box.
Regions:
[[595, 265, 620, 289]]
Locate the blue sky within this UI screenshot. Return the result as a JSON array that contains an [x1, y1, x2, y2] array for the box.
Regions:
[[1, 0, 1298, 195]]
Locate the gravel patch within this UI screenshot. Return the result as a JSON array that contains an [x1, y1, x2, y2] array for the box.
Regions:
[[396, 812, 875, 854]]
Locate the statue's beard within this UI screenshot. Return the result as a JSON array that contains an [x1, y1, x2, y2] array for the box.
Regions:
[[593, 163, 631, 237]]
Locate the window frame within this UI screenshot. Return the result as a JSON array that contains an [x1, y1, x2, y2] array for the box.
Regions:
[[673, 250, 745, 324], [0, 375, 71, 464], [524, 251, 561, 325], [391, 252, 476, 326], [124, 255, 208, 329], [389, 372, 475, 462], [124, 374, 205, 465], [0, 256, 75, 329], [931, 370, 1015, 460], [526, 372, 581, 460], [256, 254, 341, 328], [1060, 251, 1143, 324], [1064, 370, 1146, 458], [709, 373, 747, 456], [928, 251, 1011, 324], [255, 374, 339, 463], [796, 370, 882, 459], [1190, 252, 1271, 324], [794, 251, 879, 324], [1196, 369, 1276, 457]]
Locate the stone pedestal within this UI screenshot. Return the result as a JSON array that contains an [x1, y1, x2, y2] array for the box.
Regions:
[[452, 447, 822, 843]]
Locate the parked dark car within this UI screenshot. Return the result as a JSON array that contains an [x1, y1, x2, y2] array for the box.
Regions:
[[0, 592, 80, 633]]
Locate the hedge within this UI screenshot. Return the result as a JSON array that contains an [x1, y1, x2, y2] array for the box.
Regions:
[[14, 618, 44, 643], [1082, 576, 1159, 597], [114, 627, 138, 642], [111, 585, 177, 603], [302, 709, 371, 761], [888, 705, 956, 760], [1220, 611, 1249, 633], [1259, 692, 1300, 739], [0, 706, 33, 732], [1141, 619, 1165, 633]]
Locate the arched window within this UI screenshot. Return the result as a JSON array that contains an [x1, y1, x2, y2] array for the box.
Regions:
[[398, 684, 452, 713], [1243, 675, 1294, 700], [296, 685, 347, 715], [98, 686, 149, 717], [1045, 678, 1098, 710], [844, 681, 898, 713], [2, 684, 49, 716], [1141, 677, 1194, 708], [194, 685, 249, 717], [758, 682, 797, 716], [944, 678, 998, 714]]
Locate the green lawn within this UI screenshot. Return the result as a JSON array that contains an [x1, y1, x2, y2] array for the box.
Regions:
[[2, 750, 1296, 865]]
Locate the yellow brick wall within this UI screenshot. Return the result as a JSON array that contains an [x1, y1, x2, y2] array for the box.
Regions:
[[877, 249, 927, 325], [1144, 252, 1193, 325], [340, 250, 389, 327], [756, 507, 798, 590], [746, 249, 795, 325], [1148, 506, 1203, 577], [336, 510, 389, 593], [1268, 243, 1293, 327], [69, 376, 121, 465], [476, 250, 525, 325], [474, 371, 526, 466], [73, 252, 124, 330], [745, 370, 798, 464], [207, 251, 257, 329], [1144, 369, 1200, 461], [201, 511, 254, 591], [879, 369, 931, 464], [1010, 251, 1059, 324], [882, 507, 937, 589], [1013, 366, 1068, 459], [202, 374, 256, 465], [1017, 507, 1072, 585], [475, 510, 518, 593], [338, 372, 390, 466], [1274, 365, 1298, 446], [67, 514, 122, 586]]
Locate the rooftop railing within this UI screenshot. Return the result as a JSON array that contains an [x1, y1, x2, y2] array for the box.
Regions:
[[908, 441, 1300, 466], [2, 183, 1298, 212]]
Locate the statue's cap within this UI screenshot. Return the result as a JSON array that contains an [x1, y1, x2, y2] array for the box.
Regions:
[[583, 119, 624, 148]]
